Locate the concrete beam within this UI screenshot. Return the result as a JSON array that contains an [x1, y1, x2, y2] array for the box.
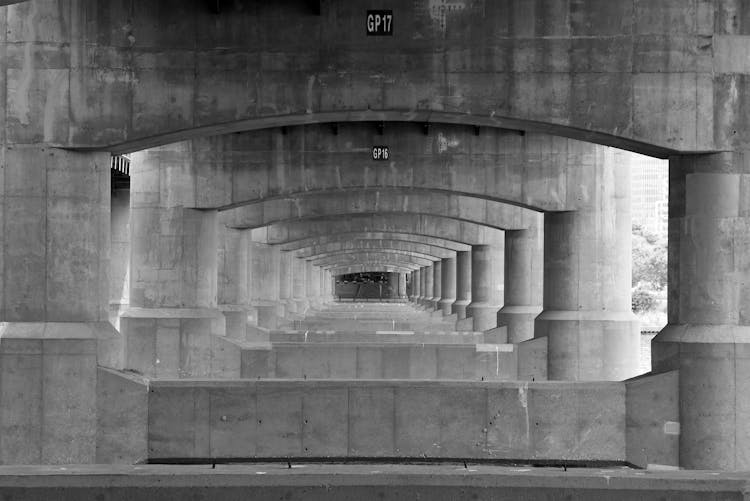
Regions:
[[294, 240, 454, 260], [311, 251, 435, 269], [330, 265, 414, 275], [221, 188, 535, 230], [279, 232, 471, 253], [256, 214, 505, 246], [16, 1, 728, 154], [144, 124, 628, 212]]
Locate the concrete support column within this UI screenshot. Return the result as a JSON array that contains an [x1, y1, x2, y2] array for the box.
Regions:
[[534, 150, 639, 382], [218, 227, 249, 340], [305, 261, 321, 309], [110, 186, 131, 331], [0, 147, 113, 464], [467, 244, 504, 331], [497, 215, 543, 343], [439, 257, 457, 315], [398, 273, 407, 299], [411, 269, 421, 302], [124, 205, 223, 377], [291, 257, 309, 313], [452, 250, 472, 319], [122, 146, 226, 378], [248, 239, 282, 329], [423, 265, 434, 308], [278, 251, 292, 314], [431, 261, 442, 310], [652, 152, 750, 470], [419, 267, 427, 304]]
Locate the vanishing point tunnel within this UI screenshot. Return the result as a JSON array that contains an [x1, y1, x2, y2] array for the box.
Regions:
[[0, 0, 749, 498]]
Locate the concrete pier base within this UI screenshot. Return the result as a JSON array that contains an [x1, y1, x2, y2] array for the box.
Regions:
[[467, 245, 503, 332]]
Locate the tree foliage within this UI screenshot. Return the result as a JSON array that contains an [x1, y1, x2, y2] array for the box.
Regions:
[[632, 224, 667, 290], [631, 224, 667, 313]]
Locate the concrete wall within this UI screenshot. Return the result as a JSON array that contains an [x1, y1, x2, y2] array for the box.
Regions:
[[147, 379, 625, 461], [240, 343, 518, 381], [626, 370, 679, 469], [96, 368, 148, 464], [0, 326, 98, 464], [3, 0, 736, 155]]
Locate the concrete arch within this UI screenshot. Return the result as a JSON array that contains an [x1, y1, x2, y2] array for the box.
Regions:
[[330, 265, 414, 275], [16, 1, 725, 154], [294, 240, 455, 260], [221, 188, 535, 231], [310, 251, 436, 269], [139, 124, 628, 213], [279, 232, 471, 253], [256, 214, 504, 246]]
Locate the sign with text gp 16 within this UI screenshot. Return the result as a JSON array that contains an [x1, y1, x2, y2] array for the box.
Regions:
[[372, 146, 390, 161]]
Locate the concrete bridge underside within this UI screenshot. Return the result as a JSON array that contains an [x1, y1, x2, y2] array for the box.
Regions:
[[0, 0, 748, 487]]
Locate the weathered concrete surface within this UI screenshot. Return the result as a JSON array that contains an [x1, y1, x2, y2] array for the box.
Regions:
[[439, 257, 457, 315], [240, 343, 518, 381], [270, 330, 490, 345], [295, 240, 454, 260], [218, 227, 249, 340], [222, 188, 535, 231], [280, 233, 471, 253], [653, 152, 750, 470], [144, 126, 632, 213], [625, 370, 679, 469], [147, 379, 625, 462], [517, 337, 548, 382], [497, 217, 543, 343], [311, 250, 436, 269], [110, 188, 131, 330], [0, 323, 98, 465], [535, 148, 639, 381], [96, 368, 148, 464], [259, 213, 506, 246], [468, 244, 504, 332], [2, 1, 739, 155], [453, 250, 472, 319], [0, 464, 745, 501]]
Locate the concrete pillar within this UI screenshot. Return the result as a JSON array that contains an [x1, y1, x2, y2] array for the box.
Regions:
[[291, 257, 308, 312], [439, 257, 457, 315], [497, 215, 543, 343], [419, 266, 427, 305], [305, 261, 321, 309], [431, 261, 442, 310], [124, 204, 223, 378], [423, 265, 434, 308], [110, 186, 131, 331], [279, 251, 292, 314], [122, 146, 228, 378], [467, 244, 504, 331], [398, 273, 407, 299], [248, 239, 282, 329], [411, 269, 421, 302], [453, 250, 472, 319], [534, 150, 639, 382], [0, 147, 112, 464], [218, 227, 249, 340], [652, 152, 750, 470]]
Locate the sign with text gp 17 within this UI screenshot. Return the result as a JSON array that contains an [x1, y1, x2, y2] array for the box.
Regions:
[[367, 10, 393, 35]]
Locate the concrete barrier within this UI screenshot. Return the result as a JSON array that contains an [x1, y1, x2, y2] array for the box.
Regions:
[[139, 378, 625, 462], [240, 343, 519, 380]]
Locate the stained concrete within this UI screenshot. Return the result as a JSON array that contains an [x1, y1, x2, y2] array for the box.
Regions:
[[143, 378, 624, 462], [239, 342, 519, 381]]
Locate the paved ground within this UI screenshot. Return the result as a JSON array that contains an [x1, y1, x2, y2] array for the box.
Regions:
[[0, 463, 746, 500]]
